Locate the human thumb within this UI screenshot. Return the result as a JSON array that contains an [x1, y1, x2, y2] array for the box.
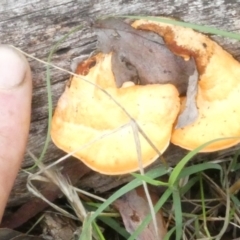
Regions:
[[0, 45, 32, 220]]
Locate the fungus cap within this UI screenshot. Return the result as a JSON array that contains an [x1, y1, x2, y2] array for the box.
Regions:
[[132, 19, 240, 152], [51, 53, 180, 174]]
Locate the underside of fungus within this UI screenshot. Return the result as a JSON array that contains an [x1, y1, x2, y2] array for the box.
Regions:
[[51, 17, 240, 175]]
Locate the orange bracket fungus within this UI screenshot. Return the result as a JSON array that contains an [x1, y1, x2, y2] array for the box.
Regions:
[[51, 52, 180, 175], [51, 17, 240, 175], [132, 19, 240, 152]]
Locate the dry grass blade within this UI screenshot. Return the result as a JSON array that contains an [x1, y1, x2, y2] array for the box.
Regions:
[[43, 169, 87, 222], [72, 187, 106, 202], [130, 120, 159, 239], [27, 174, 78, 220], [27, 151, 86, 221]]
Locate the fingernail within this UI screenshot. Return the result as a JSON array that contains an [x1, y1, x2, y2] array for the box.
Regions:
[[0, 45, 28, 90]]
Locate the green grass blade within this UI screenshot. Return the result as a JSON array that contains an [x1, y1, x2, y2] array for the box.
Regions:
[[172, 190, 182, 240], [93, 221, 105, 240], [199, 174, 211, 238], [27, 24, 84, 170], [120, 15, 240, 40], [179, 162, 223, 180], [194, 218, 201, 239], [230, 194, 240, 206], [80, 213, 93, 240], [131, 172, 169, 187], [180, 176, 199, 196], [98, 216, 130, 239], [163, 226, 176, 240]]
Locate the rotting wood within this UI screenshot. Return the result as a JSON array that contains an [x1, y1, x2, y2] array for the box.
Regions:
[[1, 0, 240, 207]]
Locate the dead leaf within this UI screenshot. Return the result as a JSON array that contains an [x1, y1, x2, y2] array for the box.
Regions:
[[42, 212, 78, 239], [113, 187, 167, 240], [175, 68, 199, 128], [94, 17, 199, 127], [94, 18, 194, 92]]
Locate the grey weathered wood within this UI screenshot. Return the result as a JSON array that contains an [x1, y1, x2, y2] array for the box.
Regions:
[[1, 0, 240, 206]]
